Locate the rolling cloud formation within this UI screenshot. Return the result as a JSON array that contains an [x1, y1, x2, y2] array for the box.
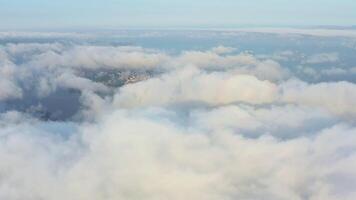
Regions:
[[0, 31, 356, 200]]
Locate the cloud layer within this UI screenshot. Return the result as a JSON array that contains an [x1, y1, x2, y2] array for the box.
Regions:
[[1, 32, 356, 200]]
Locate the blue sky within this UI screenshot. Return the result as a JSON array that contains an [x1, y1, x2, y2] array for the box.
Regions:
[[1, 0, 356, 29]]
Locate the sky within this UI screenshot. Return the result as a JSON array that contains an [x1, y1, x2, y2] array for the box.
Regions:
[[0, 0, 356, 29]]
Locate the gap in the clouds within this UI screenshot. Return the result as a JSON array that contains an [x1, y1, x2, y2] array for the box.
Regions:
[[3, 88, 81, 121], [0, 67, 161, 122], [80, 68, 158, 88]]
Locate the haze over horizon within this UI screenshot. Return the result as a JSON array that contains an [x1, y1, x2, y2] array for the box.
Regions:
[[1, 0, 356, 29]]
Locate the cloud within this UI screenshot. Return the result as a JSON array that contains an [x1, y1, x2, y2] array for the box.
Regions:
[[0, 79, 22, 101], [113, 65, 356, 118], [29, 45, 169, 70], [113, 67, 278, 108], [191, 104, 336, 138], [1, 34, 356, 200], [210, 46, 236, 54], [318, 67, 356, 77], [305, 53, 339, 64], [280, 79, 356, 118], [172, 49, 289, 81], [174, 50, 258, 69], [0, 56, 23, 100], [0, 108, 356, 200], [0, 43, 290, 104], [56, 73, 110, 93]]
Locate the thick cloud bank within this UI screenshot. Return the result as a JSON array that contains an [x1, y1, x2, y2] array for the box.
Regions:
[[1, 31, 356, 200]]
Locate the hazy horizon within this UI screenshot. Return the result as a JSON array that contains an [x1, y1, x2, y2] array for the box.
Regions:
[[1, 0, 356, 29]]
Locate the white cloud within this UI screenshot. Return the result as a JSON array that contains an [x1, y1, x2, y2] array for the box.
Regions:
[[191, 104, 336, 138], [0, 58, 23, 100], [0, 79, 22, 101], [1, 37, 356, 200], [113, 67, 278, 108], [210, 46, 236, 54], [0, 108, 355, 200], [174, 51, 258, 69], [280, 79, 356, 118], [240, 59, 289, 81], [172, 50, 289, 81]]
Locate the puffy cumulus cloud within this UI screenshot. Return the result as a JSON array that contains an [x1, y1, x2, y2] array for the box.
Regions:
[[1, 37, 356, 200], [280, 80, 356, 118], [171, 49, 289, 81], [0, 42, 290, 107], [112, 65, 356, 118], [0, 111, 38, 126], [234, 59, 289, 82], [113, 67, 278, 108], [174, 50, 257, 69], [0, 44, 166, 101], [0, 55, 23, 100], [0, 79, 22, 100], [0, 108, 356, 200], [190, 104, 337, 138]]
